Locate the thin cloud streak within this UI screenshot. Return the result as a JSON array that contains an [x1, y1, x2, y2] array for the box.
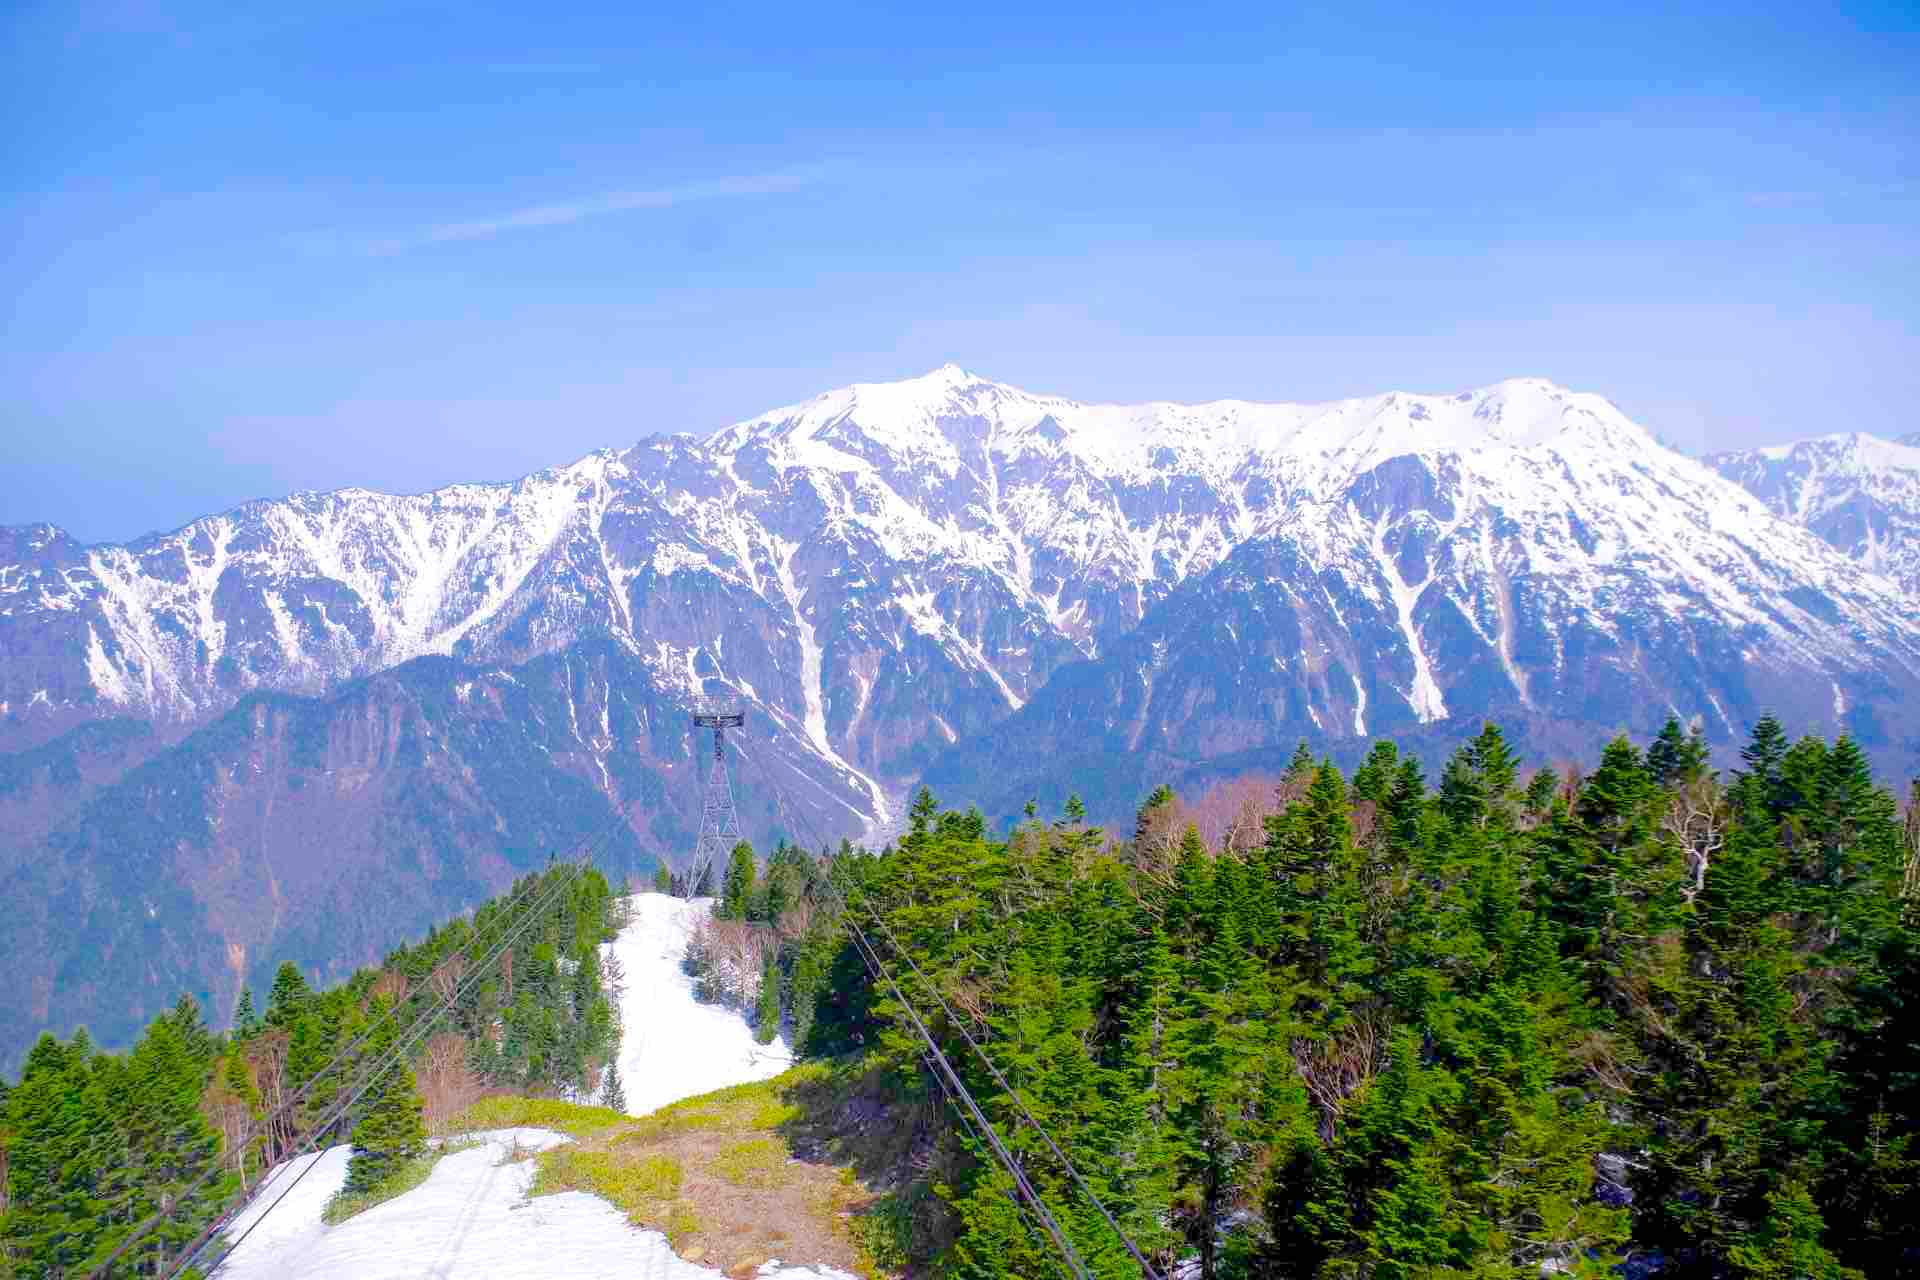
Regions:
[[372, 170, 818, 253]]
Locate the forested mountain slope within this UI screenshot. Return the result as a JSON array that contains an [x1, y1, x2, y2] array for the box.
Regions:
[[8, 717, 1916, 1278], [798, 718, 1920, 1278], [0, 864, 625, 1276]]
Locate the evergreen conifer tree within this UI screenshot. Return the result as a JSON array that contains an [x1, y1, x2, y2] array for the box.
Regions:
[[1647, 715, 1690, 786], [233, 987, 260, 1038], [721, 841, 757, 919], [265, 961, 312, 1030], [1738, 713, 1793, 816], [1286, 738, 1315, 779], [601, 1061, 629, 1113], [754, 949, 781, 1044], [343, 1060, 426, 1195]]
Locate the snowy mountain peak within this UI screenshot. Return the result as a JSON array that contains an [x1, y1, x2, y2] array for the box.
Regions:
[[6, 364, 1919, 849], [714, 368, 1654, 493]]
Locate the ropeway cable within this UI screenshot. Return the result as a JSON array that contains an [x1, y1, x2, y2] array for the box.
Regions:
[[733, 743, 1092, 1278], [85, 849, 599, 1280], [179, 847, 599, 1276], [839, 921, 1081, 1280], [180, 843, 602, 1277], [132, 834, 606, 1279], [836, 894, 1094, 1280], [744, 743, 1163, 1277], [862, 906, 1166, 1280], [736, 743, 1159, 1280]]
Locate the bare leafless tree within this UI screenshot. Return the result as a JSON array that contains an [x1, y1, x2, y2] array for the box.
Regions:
[[1189, 774, 1291, 857], [249, 1031, 293, 1159], [1902, 780, 1920, 910], [199, 1053, 258, 1189], [429, 954, 468, 1006], [685, 913, 777, 1008], [418, 1031, 484, 1134], [369, 969, 409, 1006], [1129, 793, 1190, 887], [1661, 772, 1727, 904], [1291, 1012, 1390, 1144], [777, 897, 816, 944]]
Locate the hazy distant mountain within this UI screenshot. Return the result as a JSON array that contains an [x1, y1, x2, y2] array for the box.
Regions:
[[1707, 432, 1920, 598], [5, 366, 1919, 1064]]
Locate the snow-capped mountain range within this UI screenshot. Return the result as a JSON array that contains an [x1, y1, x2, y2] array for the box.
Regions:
[[4, 364, 1919, 1066], [4, 365, 1917, 832], [1707, 431, 1920, 599]]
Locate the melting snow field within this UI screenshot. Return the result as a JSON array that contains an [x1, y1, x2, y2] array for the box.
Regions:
[[606, 893, 795, 1118], [216, 894, 829, 1280]]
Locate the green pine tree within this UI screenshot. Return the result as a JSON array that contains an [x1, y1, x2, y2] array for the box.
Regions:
[[265, 961, 312, 1030], [343, 1062, 427, 1196], [233, 988, 260, 1038], [721, 842, 757, 920], [601, 1061, 629, 1114], [754, 949, 781, 1045]]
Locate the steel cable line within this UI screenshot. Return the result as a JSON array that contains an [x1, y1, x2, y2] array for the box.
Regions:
[[734, 743, 1156, 1280], [91, 818, 618, 1280], [732, 743, 1090, 1276], [834, 883, 1093, 1280], [860, 906, 1165, 1280], [838, 922, 1081, 1280], [179, 842, 603, 1278], [86, 853, 593, 1280]]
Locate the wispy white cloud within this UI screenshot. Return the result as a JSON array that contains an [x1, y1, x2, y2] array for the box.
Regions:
[[371, 170, 818, 253]]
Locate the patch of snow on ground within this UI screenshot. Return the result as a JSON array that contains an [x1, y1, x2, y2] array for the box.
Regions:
[[216, 897, 832, 1279], [607, 893, 794, 1119], [215, 1128, 851, 1280]]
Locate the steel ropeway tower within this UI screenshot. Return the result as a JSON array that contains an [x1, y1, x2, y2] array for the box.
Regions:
[[687, 694, 745, 897]]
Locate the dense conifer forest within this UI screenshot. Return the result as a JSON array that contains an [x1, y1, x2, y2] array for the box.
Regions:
[[0, 864, 622, 1276], [4, 715, 1916, 1279], [770, 717, 1920, 1279]]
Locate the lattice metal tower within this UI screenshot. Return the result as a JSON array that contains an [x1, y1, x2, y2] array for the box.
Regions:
[[687, 695, 745, 898]]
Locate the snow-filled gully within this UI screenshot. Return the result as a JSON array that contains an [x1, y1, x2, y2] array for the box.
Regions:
[[1370, 511, 1448, 723], [771, 536, 892, 830]]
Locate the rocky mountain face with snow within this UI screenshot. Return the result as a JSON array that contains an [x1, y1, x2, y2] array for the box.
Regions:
[[4, 365, 1919, 1063], [1707, 432, 1920, 598]]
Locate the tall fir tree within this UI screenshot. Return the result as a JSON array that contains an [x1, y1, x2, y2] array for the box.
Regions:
[[601, 1061, 629, 1114], [342, 1062, 427, 1196], [721, 841, 758, 920], [754, 949, 781, 1045]]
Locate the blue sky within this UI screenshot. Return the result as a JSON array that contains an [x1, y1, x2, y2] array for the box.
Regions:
[[3, 0, 1915, 543]]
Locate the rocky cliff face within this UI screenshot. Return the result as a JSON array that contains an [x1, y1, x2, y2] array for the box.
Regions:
[[5, 366, 1919, 1063]]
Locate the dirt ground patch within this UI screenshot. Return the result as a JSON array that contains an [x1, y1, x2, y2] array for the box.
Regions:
[[525, 1061, 895, 1277]]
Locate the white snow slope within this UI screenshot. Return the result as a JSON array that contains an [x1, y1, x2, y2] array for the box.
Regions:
[[605, 893, 795, 1118], [216, 894, 818, 1280], [215, 1129, 848, 1280]]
